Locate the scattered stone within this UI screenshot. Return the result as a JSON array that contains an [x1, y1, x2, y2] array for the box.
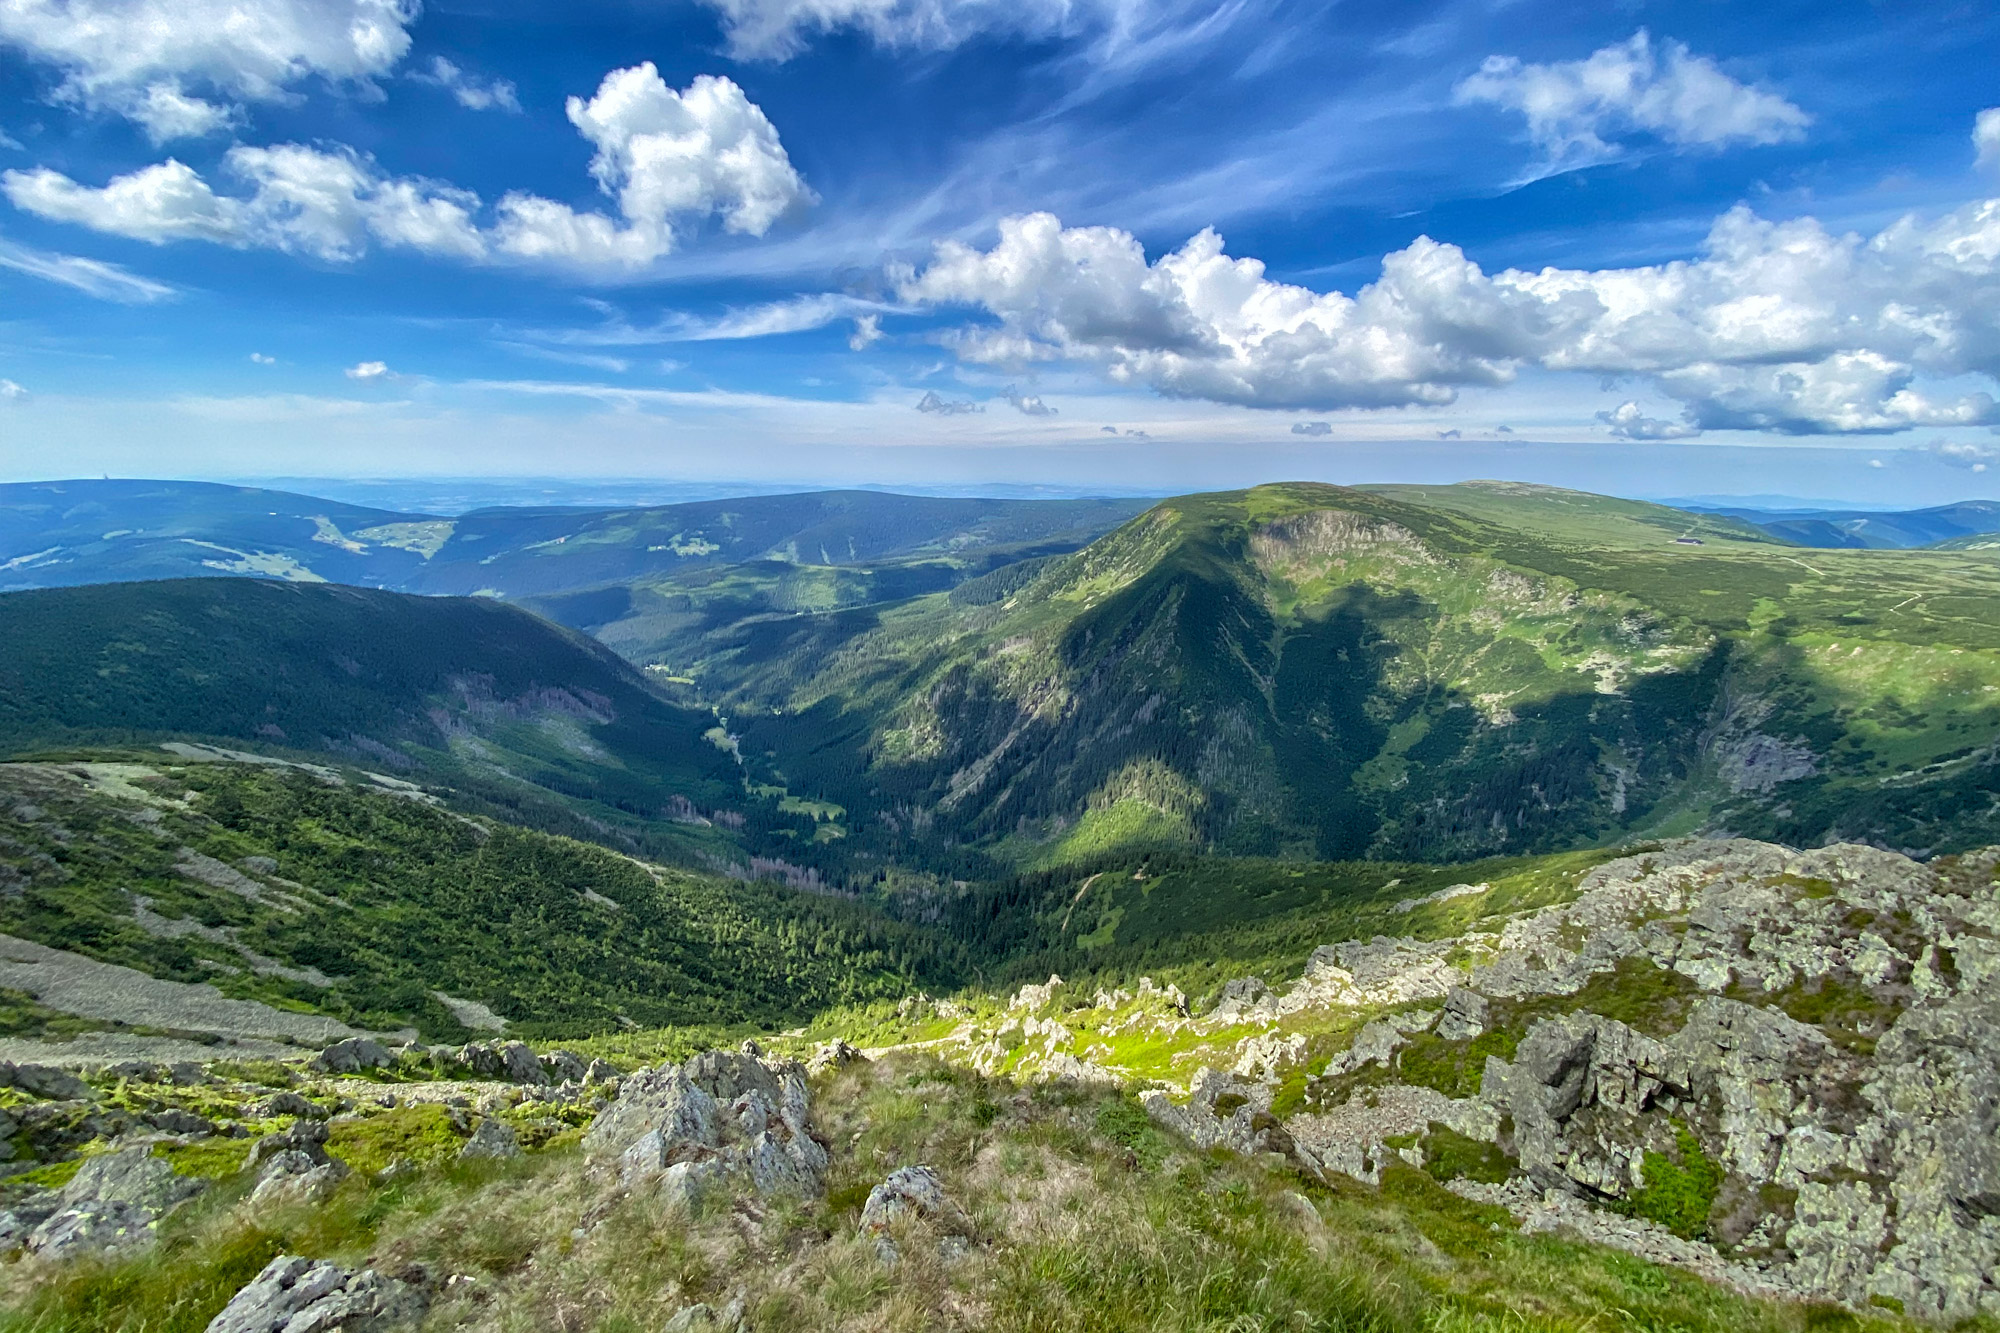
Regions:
[[147, 1108, 216, 1136], [584, 1058, 618, 1085], [1, 1063, 90, 1101], [1141, 1067, 1299, 1164], [660, 1296, 746, 1332], [1008, 975, 1064, 1011], [204, 1254, 427, 1333], [255, 1091, 328, 1121]]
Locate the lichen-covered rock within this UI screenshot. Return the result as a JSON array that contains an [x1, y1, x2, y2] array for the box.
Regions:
[[542, 1050, 587, 1083], [1209, 976, 1277, 1021], [148, 1108, 216, 1136], [1141, 1068, 1298, 1164], [28, 1199, 156, 1259], [24, 1146, 205, 1256], [204, 1255, 426, 1333], [860, 1165, 970, 1234], [1435, 987, 1489, 1041], [458, 1118, 520, 1161], [499, 1042, 548, 1086], [661, 1297, 746, 1332], [584, 1045, 827, 1205], [62, 1145, 205, 1216], [249, 1150, 349, 1207]]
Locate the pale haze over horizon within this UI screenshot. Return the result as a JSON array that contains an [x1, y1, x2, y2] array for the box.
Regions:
[[2, 0, 2000, 508]]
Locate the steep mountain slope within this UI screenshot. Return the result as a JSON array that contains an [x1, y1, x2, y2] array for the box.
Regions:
[[1688, 499, 2000, 549], [703, 482, 2000, 871], [0, 480, 1149, 602], [0, 579, 757, 861], [0, 756, 943, 1042]]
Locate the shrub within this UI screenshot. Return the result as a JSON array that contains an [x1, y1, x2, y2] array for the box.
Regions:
[[1617, 1124, 1724, 1240]]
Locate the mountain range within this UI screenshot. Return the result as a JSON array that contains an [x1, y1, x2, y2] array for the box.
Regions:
[[7, 479, 2000, 885]]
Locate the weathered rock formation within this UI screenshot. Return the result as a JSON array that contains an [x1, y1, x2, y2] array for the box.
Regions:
[[584, 1044, 827, 1206]]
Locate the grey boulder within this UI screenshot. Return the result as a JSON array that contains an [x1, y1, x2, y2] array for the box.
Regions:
[[313, 1039, 393, 1075], [204, 1255, 426, 1333], [457, 1118, 520, 1161]]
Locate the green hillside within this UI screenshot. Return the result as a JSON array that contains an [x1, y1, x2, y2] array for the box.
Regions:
[[0, 578, 763, 861], [692, 482, 2000, 873], [0, 757, 943, 1040]]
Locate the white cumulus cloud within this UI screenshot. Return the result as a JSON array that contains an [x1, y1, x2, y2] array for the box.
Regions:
[[898, 183, 2000, 437], [1916, 440, 1998, 471], [1597, 400, 1698, 440], [412, 56, 520, 112], [250, 352, 275, 363], [0, 0, 419, 142], [1456, 31, 1809, 170], [345, 359, 389, 379], [1, 66, 810, 275], [3, 146, 484, 261], [1978, 108, 2000, 171], [492, 65, 812, 272], [0, 378, 24, 398]]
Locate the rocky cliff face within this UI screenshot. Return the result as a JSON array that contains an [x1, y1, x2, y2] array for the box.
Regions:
[[901, 839, 2000, 1321]]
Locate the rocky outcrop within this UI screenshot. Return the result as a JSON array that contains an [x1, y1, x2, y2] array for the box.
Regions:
[[1140, 1068, 1298, 1163], [584, 1044, 827, 1206], [26, 1146, 205, 1257], [247, 1121, 349, 1206], [204, 1255, 426, 1333], [1136, 839, 2000, 1321]]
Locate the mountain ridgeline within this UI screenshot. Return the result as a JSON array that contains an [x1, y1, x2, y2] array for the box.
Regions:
[[0, 480, 1150, 598], [705, 482, 2000, 870]]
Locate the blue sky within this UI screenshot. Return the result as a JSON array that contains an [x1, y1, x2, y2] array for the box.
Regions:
[[2, 0, 1999, 503]]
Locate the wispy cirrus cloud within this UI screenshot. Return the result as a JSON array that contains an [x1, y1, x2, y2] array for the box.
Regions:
[[522, 293, 906, 346], [410, 57, 520, 113], [0, 234, 174, 301]]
